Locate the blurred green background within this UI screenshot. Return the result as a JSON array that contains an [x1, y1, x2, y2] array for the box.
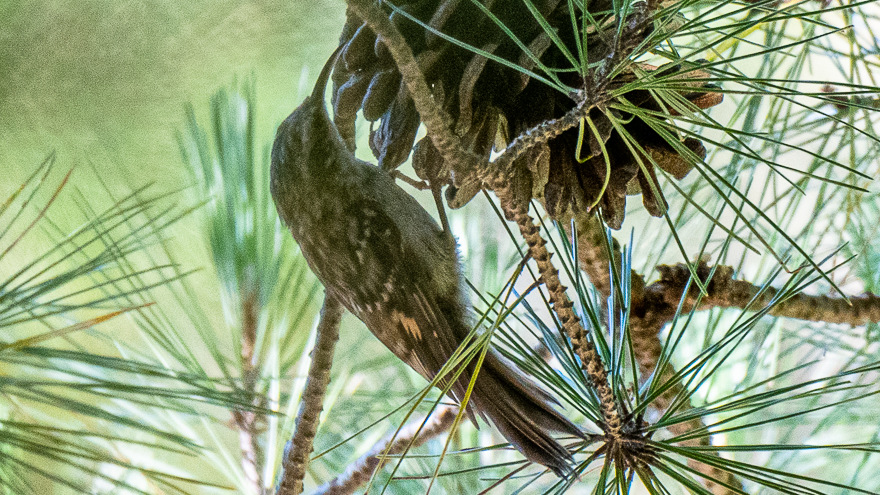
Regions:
[[0, 5, 360, 492], [0, 0, 342, 191], [0, 1, 347, 331]]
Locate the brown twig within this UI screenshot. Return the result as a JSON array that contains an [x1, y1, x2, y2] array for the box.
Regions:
[[486, 98, 593, 180], [341, 0, 702, 478], [492, 182, 622, 435], [642, 262, 880, 327], [312, 406, 458, 495], [276, 294, 345, 495], [233, 289, 264, 494]]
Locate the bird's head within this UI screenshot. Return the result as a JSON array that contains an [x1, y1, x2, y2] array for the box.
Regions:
[[270, 46, 344, 210]]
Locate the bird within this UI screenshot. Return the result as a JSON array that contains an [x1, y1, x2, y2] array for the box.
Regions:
[[270, 46, 584, 476]]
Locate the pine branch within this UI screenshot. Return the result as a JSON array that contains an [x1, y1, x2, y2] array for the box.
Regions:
[[276, 294, 344, 495], [567, 222, 879, 493], [324, 4, 880, 492], [312, 406, 458, 495], [566, 217, 740, 493]]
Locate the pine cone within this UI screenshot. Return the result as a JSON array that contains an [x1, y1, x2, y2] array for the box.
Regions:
[[332, 1, 722, 228]]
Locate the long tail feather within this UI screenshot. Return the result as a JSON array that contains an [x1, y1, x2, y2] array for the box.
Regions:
[[469, 351, 584, 476]]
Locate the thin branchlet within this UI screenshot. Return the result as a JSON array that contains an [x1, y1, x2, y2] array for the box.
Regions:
[[492, 181, 624, 435]]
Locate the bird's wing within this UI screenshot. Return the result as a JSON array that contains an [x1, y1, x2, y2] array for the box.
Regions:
[[365, 286, 482, 424], [339, 197, 478, 409]]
